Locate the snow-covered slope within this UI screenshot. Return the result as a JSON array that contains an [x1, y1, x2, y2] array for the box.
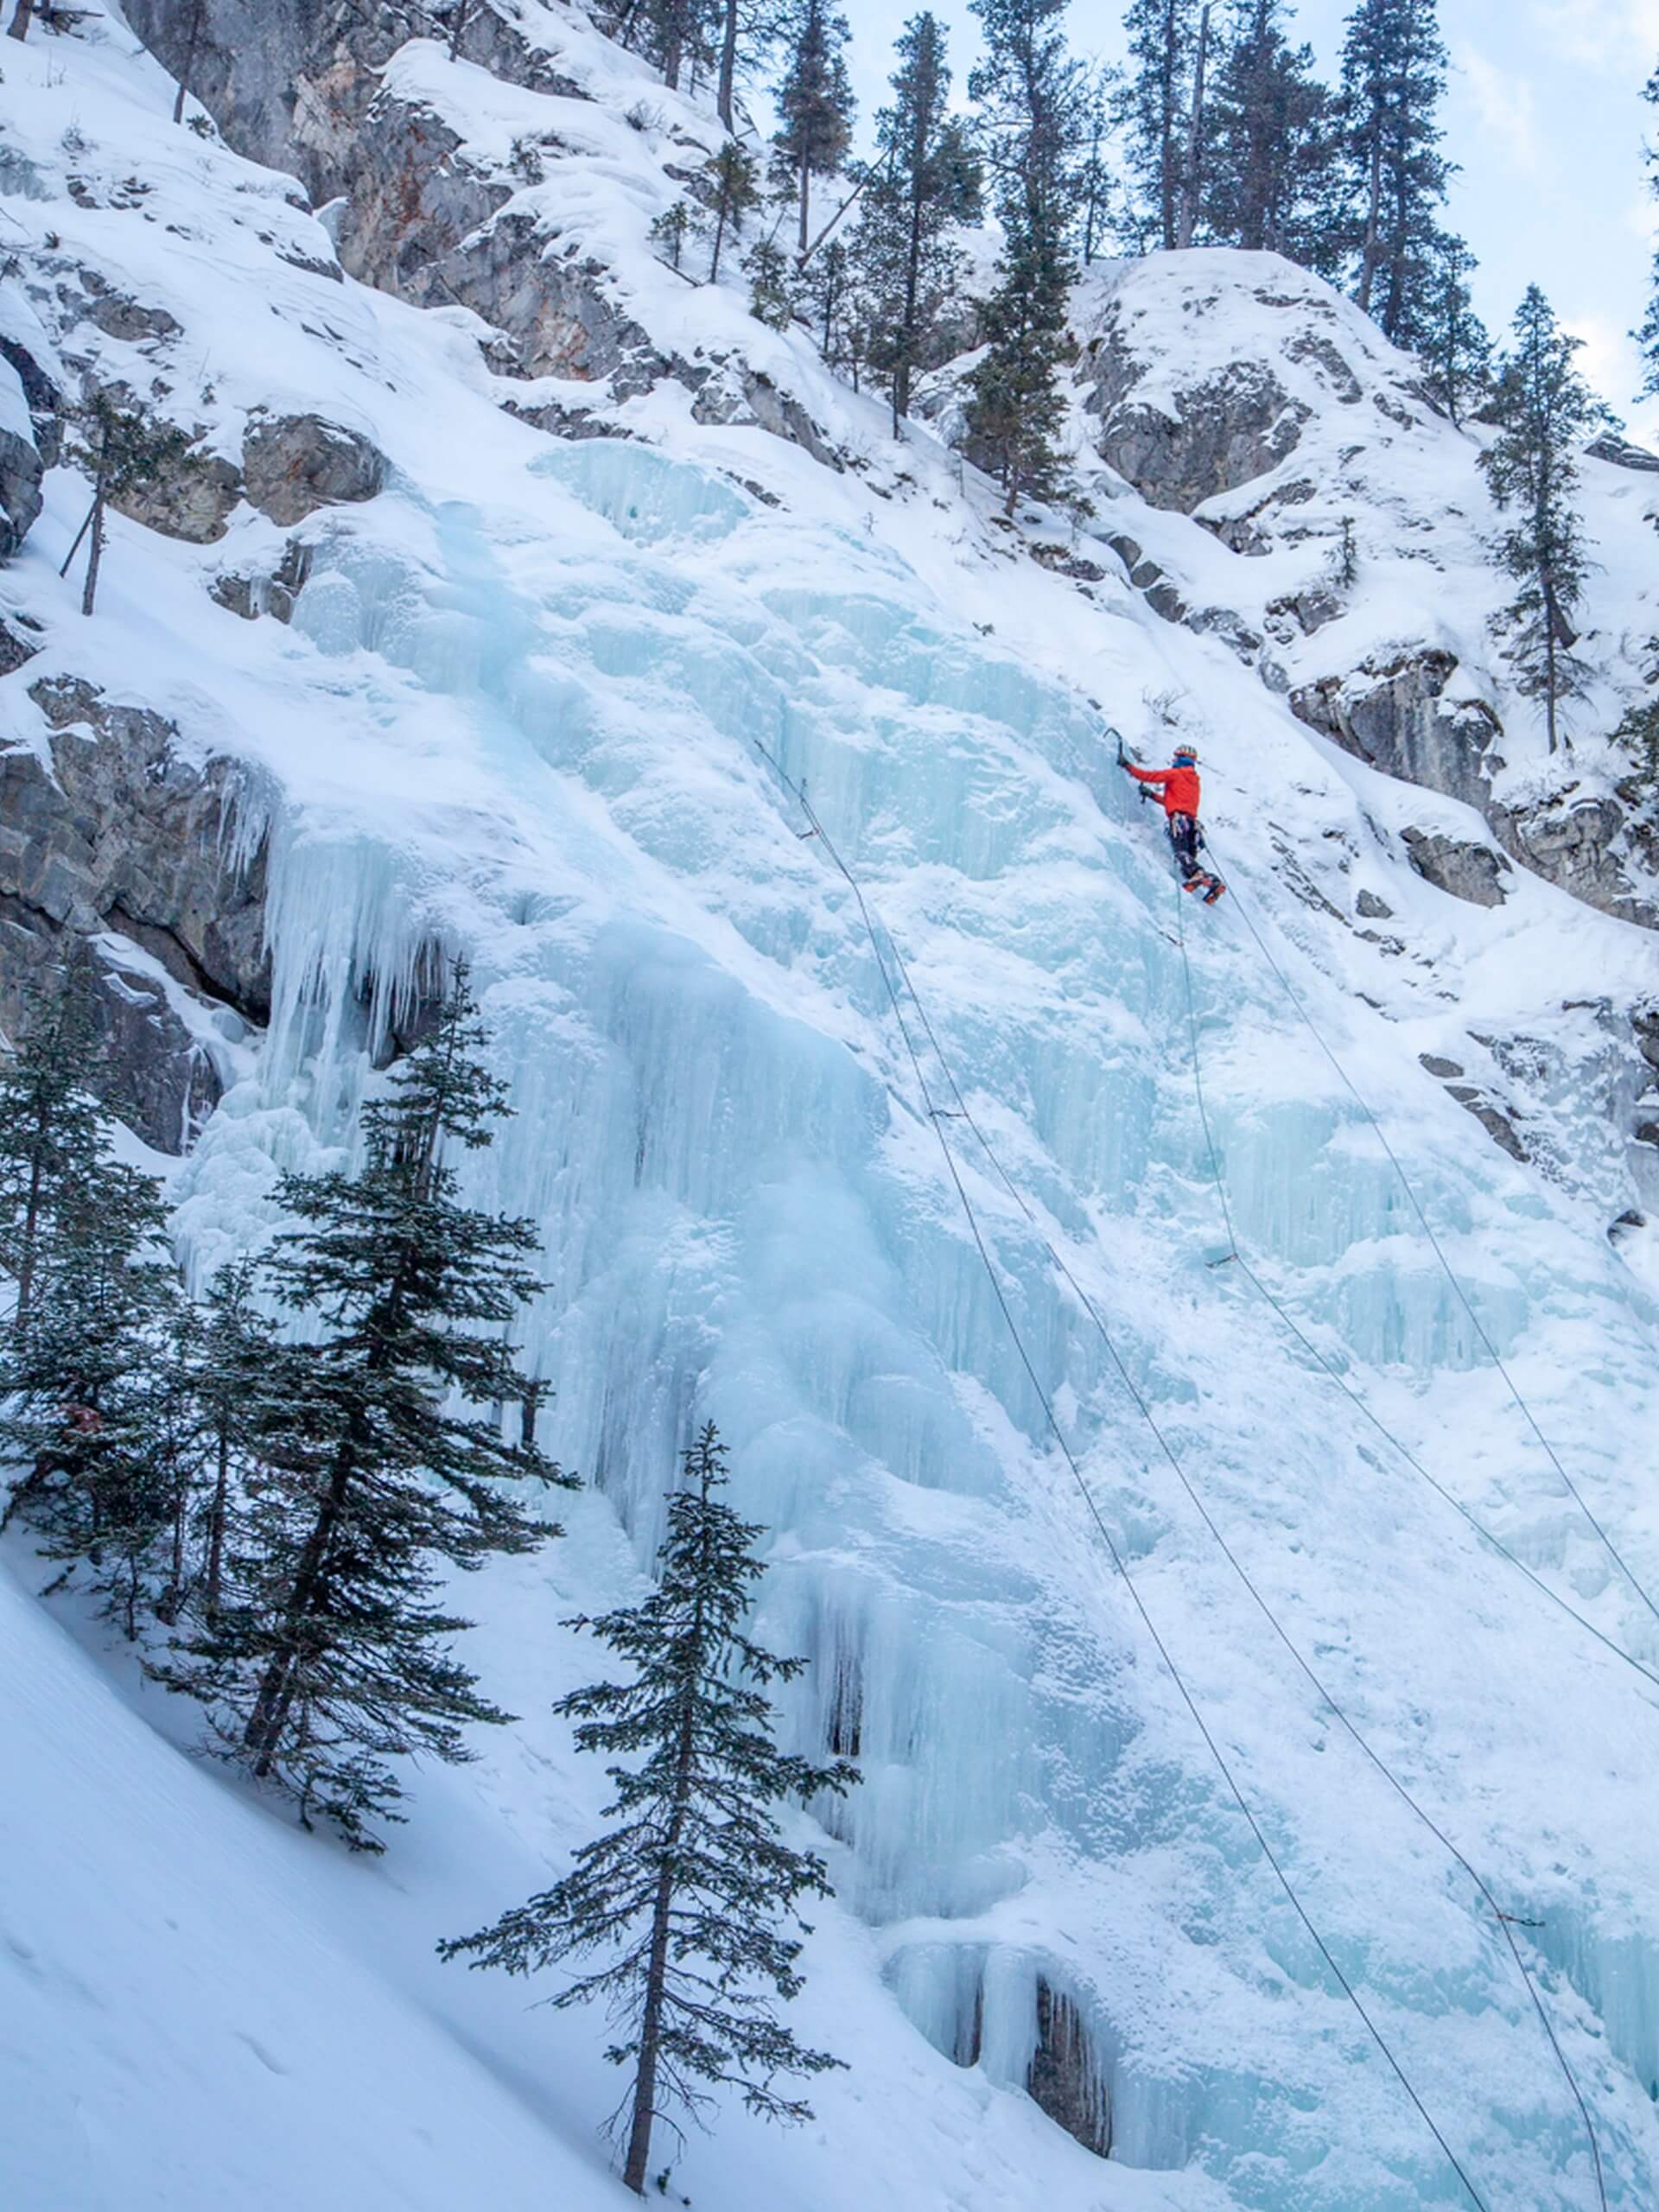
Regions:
[[4, 10, 1659, 2212]]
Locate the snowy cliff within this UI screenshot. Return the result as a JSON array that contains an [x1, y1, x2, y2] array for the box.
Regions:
[[3, 8, 1659, 2212]]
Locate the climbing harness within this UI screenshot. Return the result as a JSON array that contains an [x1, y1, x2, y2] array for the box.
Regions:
[[745, 730, 1516, 2212]]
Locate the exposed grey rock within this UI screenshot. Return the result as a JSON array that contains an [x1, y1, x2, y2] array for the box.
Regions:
[[1027, 1980, 1111, 2160], [0, 612, 46, 675], [1289, 649, 1503, 813], [1356, 887, 1394, 919], [211, 539, 315, 624], [1636, 1122, 1659, 1147], [124, 0, 586, 208], [1419, 1052, 1465, 1078], [93, 947, 228, 1156], [0, 360, 43, 561], [1084, 340, 1310, 513], [688, 359, 844, 470], [0, 677, 270, 1148], [1443, 1087, 1527, 1161], [113, 445, 243, 544], [0, 333, 64, 468], [242, 414, 385, 525], [1491, 788, 1659, 931], [1401, 826, 1510, 907], [1586, 432, 1659, 474]]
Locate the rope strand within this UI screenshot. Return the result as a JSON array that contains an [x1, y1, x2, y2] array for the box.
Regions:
[[747, 734, 1492, 2212]]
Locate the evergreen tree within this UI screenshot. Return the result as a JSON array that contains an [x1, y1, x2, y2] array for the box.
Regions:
[[773, 0, 855, 253], [0, 982, 185, 1639], [1479, 286, 1604, 754], [0, 960, 106, 1337], [1336, 0, 1452, 346], [174, 1257, 272, 1620], [1202, 0, 1337, 264], [964, 0, 1084, 512], [1418, 232, 1491, 426], [1114, 0, 1202, 250], [650, 198, 696, 273], [442, 1424, 858, 2196], [1636, 65, 1659, 396], [59, 393, 191, 618], [156, 963, 574, 1849], [703, 141, 762, 281], [744, 236, 796, 327], [856, 12, 982, 435], [802, 234, 854, 359], [1077, 72, 1115, 265]]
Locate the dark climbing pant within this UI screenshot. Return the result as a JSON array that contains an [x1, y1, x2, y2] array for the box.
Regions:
[[1167, 811, 1201, 880]]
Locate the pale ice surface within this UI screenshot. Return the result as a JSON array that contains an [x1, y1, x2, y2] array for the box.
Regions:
[[3, 11, 1659, 2212]]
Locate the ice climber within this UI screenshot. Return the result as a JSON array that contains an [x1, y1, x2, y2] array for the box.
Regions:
[[1121, 742, 1225, 905]]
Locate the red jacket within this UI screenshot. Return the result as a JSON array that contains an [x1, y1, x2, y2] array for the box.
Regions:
[[1127, 760, 1200, 817]]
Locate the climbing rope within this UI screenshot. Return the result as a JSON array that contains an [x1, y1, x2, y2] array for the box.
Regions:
[[1203, 823, 1659, 1647], [1172, 870, 1608, 2212], [747, 732, 1493, 2212]]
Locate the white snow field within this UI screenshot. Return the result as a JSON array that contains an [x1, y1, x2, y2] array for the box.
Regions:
[[3, 10, 1659, 2212]]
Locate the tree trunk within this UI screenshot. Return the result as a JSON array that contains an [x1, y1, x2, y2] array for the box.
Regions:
[[448, 0, 470, 61], [709, 195, 728, 283], [798, 152, 810, 256], [1542, 575, 1559, 753], [1356, 131, 1382, 312], [173, 0, 207, 125], [1174, 3, 1211, 252], [717, 0, 737, 130], [80, 488, 105, 618], [205, 1420, 231, 1615], [7, 0, 35, 43], [243, 1433, 358, 1770], [663, 22, 682, 90]]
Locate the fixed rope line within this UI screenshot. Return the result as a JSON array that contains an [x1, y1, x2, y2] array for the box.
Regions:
[[746, 734, 1491, 2212], [1204, 825, 1659, 1644], [1173, 873, 1608, 2212]]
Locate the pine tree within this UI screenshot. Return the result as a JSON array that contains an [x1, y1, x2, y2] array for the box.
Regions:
[[156, 963, 574, 1849], [856, 11, 982, 435], [0, 960, 107, 1338], [442, 1424, 857, 2196], [964, 0, 1084, 512], [1114, 0, 1202, 251], [1077, 72, 1115, 265], [773, 0, 855, 254], [59, 393, 191, 618], [1418, 232, 1491, 426], [802, 234, 853, 358], [174, 1258, 272, 1620], [1336, 0, 1452, 346], [1479, 286, 1604, 755], [1636, 66, 1659, 396], [703, 141, 762, 282], [1202, 0, 1337, 264], [650, 198, 696, 273], [0, 979, 185, 1639], [744, 236, 796, 327]]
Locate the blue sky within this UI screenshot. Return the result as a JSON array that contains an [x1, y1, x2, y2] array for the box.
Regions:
[[836, 0, 1659, 435]]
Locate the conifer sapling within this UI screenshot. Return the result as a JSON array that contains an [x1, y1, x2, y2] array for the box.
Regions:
[[442, 1422, 858, 2196]]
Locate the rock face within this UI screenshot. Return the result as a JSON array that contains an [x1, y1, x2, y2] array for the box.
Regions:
[[121, 0, 584, 209], [0, 679, 270, 1151], [1401, 827, 1511, 907], [112, 444, 243, 545], [1027, 1980, 1111, 2160], [1084, 338, 1309, 514], [242, 413, 386, 525], [0, 359, 44, 560], [1289, 650, 1503, 814], [1492, 789, 1659, 931]]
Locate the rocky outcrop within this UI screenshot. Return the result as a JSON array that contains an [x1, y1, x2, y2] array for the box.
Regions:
[[1401, 827, 1511, 907], [1084, 336, 1310, 514], [1289, 650, 1503, 814], [123, 0, 586, 209], [1491, 788, 1659, 931], [242, 413, 386, 525], [113, 444, 243, 545], [0, 678, 270, 1151], [0, 359, 44, 560], [1027, 1980, 1111, 2160]]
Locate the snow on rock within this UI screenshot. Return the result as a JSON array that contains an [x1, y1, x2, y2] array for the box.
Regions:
[[5, 10, 1659, 2212]]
